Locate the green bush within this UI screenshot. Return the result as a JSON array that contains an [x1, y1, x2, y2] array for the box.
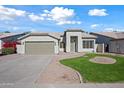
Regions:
[[2, 47, 15, 55]]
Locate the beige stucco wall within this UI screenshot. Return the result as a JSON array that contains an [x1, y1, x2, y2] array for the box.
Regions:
[[66, 32, 82, 52], [59, 36, 64, 52], [17, 33, 96, 54], [110, 40, 124, 54], [17, 44, 25, 54], [17, 35, 59, 54], [65, 32, 96, 52]]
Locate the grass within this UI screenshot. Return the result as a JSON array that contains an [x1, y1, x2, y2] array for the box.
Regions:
[[60, 53, 124, 83]]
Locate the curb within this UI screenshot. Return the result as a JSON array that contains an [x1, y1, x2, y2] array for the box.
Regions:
[[76, 71, 83, 83], [59, 62, 84, 84], [59, 53, 85, 84]]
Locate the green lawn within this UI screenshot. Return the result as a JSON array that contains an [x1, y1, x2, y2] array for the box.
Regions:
[[60, 53, 124, 83]]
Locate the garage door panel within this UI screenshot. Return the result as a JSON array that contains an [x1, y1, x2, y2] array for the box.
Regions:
[[25, 41, 54, 55]]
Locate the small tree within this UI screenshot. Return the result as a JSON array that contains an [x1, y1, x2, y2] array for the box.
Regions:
[[4, 31, 10, 33]]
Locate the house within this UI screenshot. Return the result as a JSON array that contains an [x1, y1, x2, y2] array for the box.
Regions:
[[0, 32, 27, 53], [91, 31, 124, 54], [17, 29, 97, 55]]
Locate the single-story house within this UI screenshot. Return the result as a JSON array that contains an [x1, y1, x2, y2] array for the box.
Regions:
[[91, 31, 124, 54], [17, 29, 97, 55], [0, 32, 27, 53]]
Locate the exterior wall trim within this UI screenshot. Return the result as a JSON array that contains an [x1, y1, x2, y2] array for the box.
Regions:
[[19, 33, 60, 40]]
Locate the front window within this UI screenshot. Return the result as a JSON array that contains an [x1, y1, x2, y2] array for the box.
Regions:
[[83, 40, 94, 48]]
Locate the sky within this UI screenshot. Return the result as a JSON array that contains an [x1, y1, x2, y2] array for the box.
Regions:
[[0, 5, 124, 33]]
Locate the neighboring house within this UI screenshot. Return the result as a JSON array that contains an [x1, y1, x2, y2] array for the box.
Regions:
[[91, 32, 124, 54], [0, 32, 27, 53], [17, 29, 97, 55]]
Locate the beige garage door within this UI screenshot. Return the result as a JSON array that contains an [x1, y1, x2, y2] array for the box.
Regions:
[[25, 41, 54, 55]]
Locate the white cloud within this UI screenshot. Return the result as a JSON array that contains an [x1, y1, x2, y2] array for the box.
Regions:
[[28, 13, 44, 21], [88, 9, 108, 16], [104, 28, 124, 32], [41, 7, 81, 25], [43, 9, 49, 13], [0, 5, 26, 20], [48, 7, 74, 21], [12, 26, 19, 30], [57, 20, 81, 25], [104, 28, 114, 31], [0, 6, 81, 25], [91, 24, 100, 29], [40, 13, 48, 17]]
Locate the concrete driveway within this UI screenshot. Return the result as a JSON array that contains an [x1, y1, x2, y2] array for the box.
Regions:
[[0, 54, 53, 87]]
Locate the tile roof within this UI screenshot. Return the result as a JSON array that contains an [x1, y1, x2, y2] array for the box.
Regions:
[[65, 29, 85, 32], [18, 31, 97, 40], [18, 32, 61, 40], [0, 33, 21, 39], [91, 32, 124, 39], [82, 33, 97, 39]]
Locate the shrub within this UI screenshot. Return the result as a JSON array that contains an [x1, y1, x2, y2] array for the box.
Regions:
[[2, 47, 15, 55]]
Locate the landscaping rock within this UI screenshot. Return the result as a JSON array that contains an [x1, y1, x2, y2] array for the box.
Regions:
[[89, 56, 116, 64]]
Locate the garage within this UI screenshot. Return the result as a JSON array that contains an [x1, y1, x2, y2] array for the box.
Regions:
[[17, 33, 59, 54], [25, 41, 54, 55]]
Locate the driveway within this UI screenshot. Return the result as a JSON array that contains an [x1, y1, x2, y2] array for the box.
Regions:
[[0, 54, 53, 87]]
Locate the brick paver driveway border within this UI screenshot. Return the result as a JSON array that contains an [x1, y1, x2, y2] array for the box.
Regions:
[[36, 52, 85, 84]]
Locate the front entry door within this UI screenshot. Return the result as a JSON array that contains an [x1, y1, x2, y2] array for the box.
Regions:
[[71, 42, 76, 52], [70, 36, 77, 52]]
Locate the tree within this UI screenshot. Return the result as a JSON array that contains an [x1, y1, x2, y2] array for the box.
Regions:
[[4, 31, 10, 33]]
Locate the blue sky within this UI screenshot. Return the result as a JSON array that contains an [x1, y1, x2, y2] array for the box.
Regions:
[[0, 5, 124, 33]]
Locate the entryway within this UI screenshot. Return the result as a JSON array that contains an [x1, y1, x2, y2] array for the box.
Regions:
[[105, 44, 109, 52], [70, 36, 78, 52]]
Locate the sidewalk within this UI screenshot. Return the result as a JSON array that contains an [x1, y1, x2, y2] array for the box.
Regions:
[[36, 83, 124, 88]]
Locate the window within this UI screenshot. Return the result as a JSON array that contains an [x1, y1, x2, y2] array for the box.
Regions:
[[83, 40, 94, 48], [90, 41, 94, 48]]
